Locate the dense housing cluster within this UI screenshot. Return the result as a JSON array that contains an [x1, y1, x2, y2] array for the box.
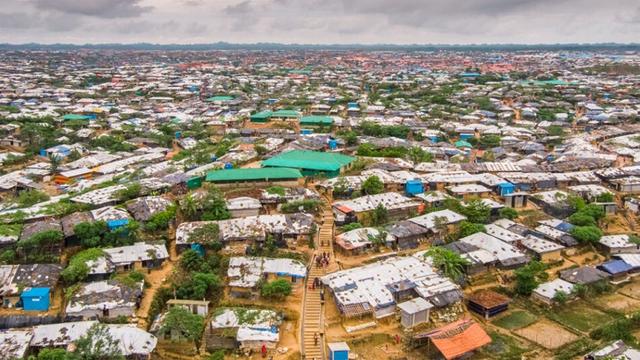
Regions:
[[0, 47, 640, 359]]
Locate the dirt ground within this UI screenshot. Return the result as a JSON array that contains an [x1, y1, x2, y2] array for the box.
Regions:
[[619, 279, 640, 299], [136, 261, 175, 327], [594, 293, 640, 313], [514, 319, 579, 349]]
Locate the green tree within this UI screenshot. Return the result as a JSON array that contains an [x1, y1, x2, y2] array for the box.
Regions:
[[61, 248, 105, 284], [176, 272, 222, 299], [180, 249, 205, 272], [332, 176, 351, 197], [371, 203, 389, 226], [570, 225, 603, 244], [553, 290, 569, 305], [35, 348, 69, 360], [361, 175, 384, 195], [514, 261, 548, 296], [595, 192, 614, 202], [406, 146, 433, 164], [74, 221, 109, 248], [160, 306, 205, 349], [479, 135, 501, 149], [457, 221, 486, 238], [261, 279, 292, 299], [498, 207, 518, 220], [73, 323, 125, 360], [568, 212, 597, 227], [425, 247, 470, 281], [460, 199, 491, 224], [48, 154, 62, 173]]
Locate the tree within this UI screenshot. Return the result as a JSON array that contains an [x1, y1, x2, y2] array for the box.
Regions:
[[581, 204, 605, 221], [160, 306, 205, 349], [596, 192, 614, 202], [460, 199, 491, 224], [48, 154, 62, 173], [61, 248, 105, 284], [568, 212, 597, 227], [332, 176, 351, 198], [176, 272, 221, 299], [361, 175, 384, 195], [145, 205, 176, 231], [371, 203, 388, 226], [514, 261, 548, 296], [180, 193, 199, 221], [553, 290, 569, 305], [35, 348, 69, 360], [479, 135, 501, 149], [261, 279, 292, 299], [406, 146, 433, 164], [570, 225, 603, 244], [254, 144, 268, 156], [74, 221, 109, 248], [425, 247, 470, 281], [180, 249, 205, 272], [457, 221, 486, 238], [73, 323, 125, 360], [201, 187, 231, 221], [433, 216, 449, 238], [498, 207, 518, 220]]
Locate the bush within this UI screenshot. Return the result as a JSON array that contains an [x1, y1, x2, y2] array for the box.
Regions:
[[145, 205, 176, 231], [361, 175, 384, 195], [457, 221, 486, 238], [281, 199, 322, 214], [176, 272, 222, 299], [498, 207, 518, 220], [514, 261, 548, 296], [16, 189, 50, 207], [61, 248, 104, 284], [340, 222, 362, 232], [570, 225, 603, 245], [261, 279, 292, 299], [568, 212, 597, 227]]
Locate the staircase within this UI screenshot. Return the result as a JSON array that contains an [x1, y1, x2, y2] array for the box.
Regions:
[[301, 207, 335, 360]]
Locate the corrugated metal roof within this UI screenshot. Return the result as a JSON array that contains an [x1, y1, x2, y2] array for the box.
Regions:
[[205, 167, 302, 182], [262, 150, 354, 171]]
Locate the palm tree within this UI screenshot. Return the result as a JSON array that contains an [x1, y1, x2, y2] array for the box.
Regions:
[[180, 194, 199, 221], [425, 247, 470, 282], [48, 154, 61, 174]]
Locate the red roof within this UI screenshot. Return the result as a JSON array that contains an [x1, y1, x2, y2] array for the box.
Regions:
[[426, 319, 491, 360]]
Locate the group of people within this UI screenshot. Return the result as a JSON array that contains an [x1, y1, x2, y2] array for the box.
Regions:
[[315, 251, 330, 268]]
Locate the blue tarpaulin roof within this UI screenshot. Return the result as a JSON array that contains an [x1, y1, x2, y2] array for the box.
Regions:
[[598, 260, 632, 275]]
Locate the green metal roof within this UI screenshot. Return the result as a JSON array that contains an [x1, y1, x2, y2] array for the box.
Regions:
[[205, 167, 302, 182], [250, 111, 272, 120], [271, 109, 300, 118], [262, 150, 354, 172], [206, 95, 234, 102], [300, 115, 333, 125], [455, 140, 473, 148], [63, 114, 92, 121]]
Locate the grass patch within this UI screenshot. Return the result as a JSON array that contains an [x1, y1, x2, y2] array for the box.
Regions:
[[548, 302, 617, 333], [478, 331, 529, 360], [493, 310, 537, 330], [553, 338, 597, 360]]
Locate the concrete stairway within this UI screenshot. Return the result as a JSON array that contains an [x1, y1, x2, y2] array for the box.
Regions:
[[301, 208, 335, 360]]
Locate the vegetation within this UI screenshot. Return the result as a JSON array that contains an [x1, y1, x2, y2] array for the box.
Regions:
[[180, 186, 231, 221], [570, 225, 603, 245], [145, 205, 176, 231], [406, 146, 433, 164], [498, 207, 518, 220], [160, 306, 205, 349], [361, 175, 384, 195], [370, 204, 389, 226], [187, 223, 222, 249], [281, 199, 322, 214], [425, 247, 470, 281], [261, 279, 293, 299], [16, 189, 50, 207], [514, 261, 548, 296], [61, 248, 105, 284], [457, 221, 486, 238]]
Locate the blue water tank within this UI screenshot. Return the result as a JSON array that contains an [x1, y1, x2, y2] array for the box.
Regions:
[[175, 131, 182, 139], [405, 180, 424, 196], [301, 129, 313, 135], [224, 162, 233, 169], [328, 139, 338, 150], [39, 149, 46, 157], [21, 287, 50, 311], [497, 182, 515, 196], [429, 136, 440, 143], [460, 133, 473, 140]]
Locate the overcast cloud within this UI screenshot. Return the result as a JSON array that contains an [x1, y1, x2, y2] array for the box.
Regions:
[[0, 0, 638, 44]]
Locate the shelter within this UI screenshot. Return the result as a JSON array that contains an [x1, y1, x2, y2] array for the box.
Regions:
[[466, 290, 510, 319], [262, 150, 354, 178], [20, 287, 50, 311], [418, 319, 491, 360], [205, 168, 302, 186], [398, 297, 433, 328]]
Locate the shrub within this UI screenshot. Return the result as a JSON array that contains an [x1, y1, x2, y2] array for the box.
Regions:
[[261, 279, 292, 299], [570, 225, 603, 245], [498, 207, 518, 220]]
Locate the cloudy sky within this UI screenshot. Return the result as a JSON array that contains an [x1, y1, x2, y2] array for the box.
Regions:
[[0, 0, 639, 44]]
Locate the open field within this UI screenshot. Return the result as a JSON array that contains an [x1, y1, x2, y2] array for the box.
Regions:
[[514, 319, 579, 349], [493, 310, 538, 330]]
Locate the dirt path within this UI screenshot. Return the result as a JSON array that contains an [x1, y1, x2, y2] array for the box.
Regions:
[[137, 261, 175, 328]]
